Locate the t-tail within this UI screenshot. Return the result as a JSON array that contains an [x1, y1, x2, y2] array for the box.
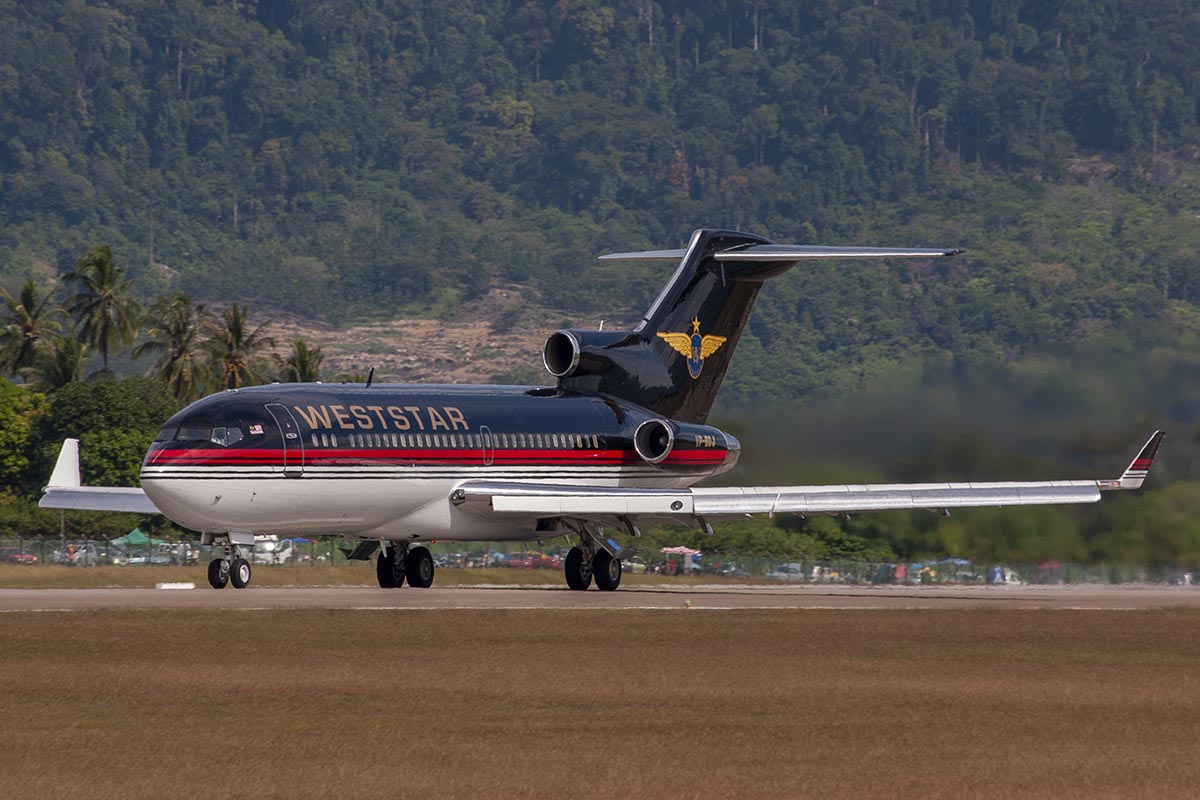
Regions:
[[543, 228, 964, 423]]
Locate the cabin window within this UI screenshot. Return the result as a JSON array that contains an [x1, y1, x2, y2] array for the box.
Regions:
[[551, 434, 559, 448]]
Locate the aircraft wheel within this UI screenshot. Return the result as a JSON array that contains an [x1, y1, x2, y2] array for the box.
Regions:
[[376, 549, 399, 588], [594, 550, 622, 592], [230, 557, 252, 589], [207, 558, 229, 589], [564, 546, 592, 591], [406, 546, 435, 588]]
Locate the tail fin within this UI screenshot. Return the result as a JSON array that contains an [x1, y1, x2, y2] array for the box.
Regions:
[[584, 229, 962, 423]]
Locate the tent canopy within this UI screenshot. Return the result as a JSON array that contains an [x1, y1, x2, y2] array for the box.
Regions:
[[111, 528, 165, 547]]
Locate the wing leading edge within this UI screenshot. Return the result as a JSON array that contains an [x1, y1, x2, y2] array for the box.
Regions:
[[452, 431, 1165, 522]]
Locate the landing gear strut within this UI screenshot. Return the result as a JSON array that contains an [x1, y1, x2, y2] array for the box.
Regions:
[[376, 544, 436, 589]]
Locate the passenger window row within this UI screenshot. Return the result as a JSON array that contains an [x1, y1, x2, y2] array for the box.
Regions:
[[309, 432, 603, 450]]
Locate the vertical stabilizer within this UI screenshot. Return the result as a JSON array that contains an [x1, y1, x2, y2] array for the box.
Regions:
[[558, 229, 962, 423]]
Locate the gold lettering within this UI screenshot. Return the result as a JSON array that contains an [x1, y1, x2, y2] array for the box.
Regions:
[[386, 406, 411, 430], [293, 405, 332, 430], [350, 405, 374, 429], [427, 406, 450, 430], [366, 405, 388, 429], [329, 405, 355, 430], [444, 406, 468, 430], [404, 405, 425, 430]]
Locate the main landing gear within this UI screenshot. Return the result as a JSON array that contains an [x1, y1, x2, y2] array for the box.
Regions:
[[563, 529, 622, 591], [376, 544, 435, 589], [207, 543, 252, 589]]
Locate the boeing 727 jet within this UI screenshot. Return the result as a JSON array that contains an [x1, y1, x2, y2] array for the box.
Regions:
[[41, 229, 1164, 590]]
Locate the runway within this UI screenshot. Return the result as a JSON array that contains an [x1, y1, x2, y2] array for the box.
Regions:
[[3, 583, 1200, 611]]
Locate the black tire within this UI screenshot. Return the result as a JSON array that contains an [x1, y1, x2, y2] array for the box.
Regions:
[[206, 558, 229, 589], [230, 557, 252, 589], [594, 550, 622, 591], [564, 546, 592, 591], [406, 546, 435, 588], [376, 550, 398, 588]]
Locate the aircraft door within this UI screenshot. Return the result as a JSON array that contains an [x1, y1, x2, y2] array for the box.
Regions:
[[265, 403, 304, 476], [480, 425, 494, 466]]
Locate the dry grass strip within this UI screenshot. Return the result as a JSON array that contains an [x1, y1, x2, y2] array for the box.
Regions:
[[0, 564, 741, 590], [2, 609, 1199, 799]]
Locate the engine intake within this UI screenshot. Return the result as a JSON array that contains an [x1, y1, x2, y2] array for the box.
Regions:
[[634, 419, 675, 464]]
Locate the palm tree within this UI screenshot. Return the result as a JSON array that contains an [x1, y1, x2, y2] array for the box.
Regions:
[[205, 303, 275, 390], [22, 334, 89, 394], [63, 245, 142, 373], [0, 279, 63, 376], [280, 338, 324, 383], [134, 292, 209, 403]]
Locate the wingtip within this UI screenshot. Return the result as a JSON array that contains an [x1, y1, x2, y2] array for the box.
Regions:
[[1105, 430, 1165, 491]]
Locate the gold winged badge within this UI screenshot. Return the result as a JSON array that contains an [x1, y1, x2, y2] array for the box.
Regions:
[[657, 317, 727, 379]]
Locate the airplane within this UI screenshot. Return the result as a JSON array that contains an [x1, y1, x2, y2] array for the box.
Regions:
[[40, 228, 1164, 591]]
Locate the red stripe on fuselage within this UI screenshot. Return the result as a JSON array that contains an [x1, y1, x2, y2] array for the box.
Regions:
[[144, 447, 727, 468]]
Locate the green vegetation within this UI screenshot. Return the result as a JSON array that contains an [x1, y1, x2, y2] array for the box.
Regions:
[[0, 2, 1197, 567]]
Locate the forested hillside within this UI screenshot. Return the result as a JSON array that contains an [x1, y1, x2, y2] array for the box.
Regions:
[[3, 0, 1200, 402], [4, 0, 1200, 558]]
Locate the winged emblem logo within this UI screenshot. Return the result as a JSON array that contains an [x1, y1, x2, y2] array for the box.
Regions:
[[657, 317, 727, 379]]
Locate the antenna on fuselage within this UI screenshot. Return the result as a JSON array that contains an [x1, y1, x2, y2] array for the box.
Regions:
[[365, 366, 375, 388]]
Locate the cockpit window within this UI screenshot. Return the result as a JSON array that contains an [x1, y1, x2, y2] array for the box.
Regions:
[[175, 424, 212, 442], [210, 427, 245, 447], [155, 425, 177, 442]]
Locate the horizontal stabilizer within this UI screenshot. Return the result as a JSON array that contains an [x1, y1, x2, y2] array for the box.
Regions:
[[714, 244, 965, 261], [598, 249, 689, 261], [598, 244, 963, 263]]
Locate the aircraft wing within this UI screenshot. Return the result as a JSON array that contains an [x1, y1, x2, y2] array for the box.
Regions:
[[452, 431, 1164, 524], [38, 439, 161, 515]]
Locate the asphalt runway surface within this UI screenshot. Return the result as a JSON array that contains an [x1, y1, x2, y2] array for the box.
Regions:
[[3, 583, 1200, 611]]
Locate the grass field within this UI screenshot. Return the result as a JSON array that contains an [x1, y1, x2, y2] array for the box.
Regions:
[[0, 563, 737, 590], [3, 608, 1199, 799]]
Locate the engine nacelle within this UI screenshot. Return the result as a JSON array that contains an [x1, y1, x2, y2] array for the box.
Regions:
[[543, 329, 635, 379], [633, 418, 738, 468], [634, 419, 674, 464]]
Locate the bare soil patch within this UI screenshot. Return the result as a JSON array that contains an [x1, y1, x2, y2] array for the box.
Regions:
[[253, 287, 636, 385], [2, 609, 1198, 799]]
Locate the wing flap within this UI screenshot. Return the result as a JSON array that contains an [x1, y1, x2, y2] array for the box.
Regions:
[[691, 482, 1100, 516]]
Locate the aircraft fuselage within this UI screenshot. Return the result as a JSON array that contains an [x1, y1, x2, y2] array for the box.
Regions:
[[140, 383, 739, 542]]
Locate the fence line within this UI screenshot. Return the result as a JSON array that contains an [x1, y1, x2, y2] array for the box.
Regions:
[[1, 537, 1193, 585]]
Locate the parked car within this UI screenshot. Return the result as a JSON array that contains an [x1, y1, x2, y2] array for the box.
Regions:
[[1, 547, 38, 565], [767, 563, 806, 581]]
